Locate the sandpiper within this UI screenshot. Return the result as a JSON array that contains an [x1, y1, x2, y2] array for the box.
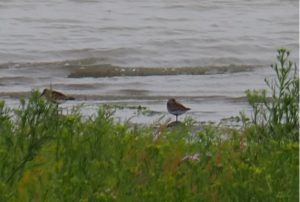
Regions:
[[167, 98, 190, 122], [40, 88, 75, 104]]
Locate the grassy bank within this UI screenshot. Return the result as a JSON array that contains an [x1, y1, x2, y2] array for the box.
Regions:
[[0, 49, 298, 201]]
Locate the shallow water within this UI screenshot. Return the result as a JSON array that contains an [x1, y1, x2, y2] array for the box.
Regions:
[[0, 0, 298, 123], [1, 67, 275, 123]]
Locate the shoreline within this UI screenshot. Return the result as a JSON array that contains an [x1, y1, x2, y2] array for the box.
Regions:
[[0, 67, 273, 124], [2, 97, 251, 125]]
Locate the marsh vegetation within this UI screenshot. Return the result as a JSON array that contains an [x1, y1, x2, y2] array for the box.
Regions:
[[0, 49, 298, 201]]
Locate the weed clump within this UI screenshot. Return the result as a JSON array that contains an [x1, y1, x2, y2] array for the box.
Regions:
[[246, 49, 299, 141]]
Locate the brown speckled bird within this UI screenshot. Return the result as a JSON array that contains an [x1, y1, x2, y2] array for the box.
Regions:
[[40, 88, 75, 104], [167, 98, 190, 122]]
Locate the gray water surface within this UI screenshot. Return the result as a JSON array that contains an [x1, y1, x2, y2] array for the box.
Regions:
[[0, 0, 298, 123], [0, 0, 298, 65]]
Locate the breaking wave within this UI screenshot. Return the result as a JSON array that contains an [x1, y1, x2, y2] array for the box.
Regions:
[[0, 58, 263, 78]]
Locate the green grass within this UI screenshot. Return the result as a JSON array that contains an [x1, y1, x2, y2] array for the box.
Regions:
[[0, 49, 298, 202]]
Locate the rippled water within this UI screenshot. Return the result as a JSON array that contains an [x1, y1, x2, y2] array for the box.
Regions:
[[0, 0, 298, 123]]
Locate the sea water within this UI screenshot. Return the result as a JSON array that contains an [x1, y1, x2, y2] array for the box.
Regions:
[[0, 0, 298, 123]]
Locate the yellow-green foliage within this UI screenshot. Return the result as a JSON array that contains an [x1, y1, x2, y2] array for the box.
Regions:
[[246, 49, 299, 141]]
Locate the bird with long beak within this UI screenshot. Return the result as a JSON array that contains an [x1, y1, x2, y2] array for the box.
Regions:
[[40, 88, 75, 104]]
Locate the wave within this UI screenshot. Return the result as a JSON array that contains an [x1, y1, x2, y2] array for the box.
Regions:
[[0, 58, 263, 78], [68, 63, 261, 78]]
